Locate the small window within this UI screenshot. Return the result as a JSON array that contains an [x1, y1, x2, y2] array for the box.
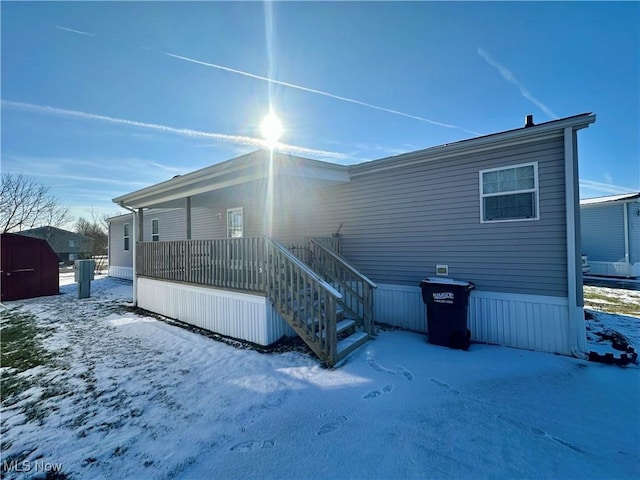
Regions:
[[123, 223, 130, 251], [69, 239, 76, 248], [227, 207, 244, 238], [151, 219, 159, 242], [480, 163, 539, 222]]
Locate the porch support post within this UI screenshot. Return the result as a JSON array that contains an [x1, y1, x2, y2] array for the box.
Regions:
[[137, 208, 144, 241], [186, 196, 192, 240], [119, 203, 138, 306]]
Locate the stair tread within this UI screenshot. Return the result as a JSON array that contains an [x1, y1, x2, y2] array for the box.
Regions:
[[337, 331, 369, 353], [336, 319, 356, 334]]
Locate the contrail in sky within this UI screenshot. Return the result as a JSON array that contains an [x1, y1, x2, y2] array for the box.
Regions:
[[0, 100, 349, 160], [54, 25, 96, 37], [477, 47, 558, 120], [158, 51, 481, 135], [55, 24, 480, 136], [579, 179, 639, 196]]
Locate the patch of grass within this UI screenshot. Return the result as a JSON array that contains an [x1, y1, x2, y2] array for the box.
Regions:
[[1, 309, 56, 403], [1, 309, 71, 421], [583, 287, 640, 317], [1, 310, 49, 370]]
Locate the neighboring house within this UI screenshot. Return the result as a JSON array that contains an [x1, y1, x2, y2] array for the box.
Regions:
[[109, 113, 595, 365], [19, 226, 94, 265], [580, 192, 640, 278]]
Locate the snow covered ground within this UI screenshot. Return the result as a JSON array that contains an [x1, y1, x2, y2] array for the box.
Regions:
[[1, 275, 638, 479]]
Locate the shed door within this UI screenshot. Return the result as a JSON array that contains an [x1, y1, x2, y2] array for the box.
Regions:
[[2, 242, 40, 301]]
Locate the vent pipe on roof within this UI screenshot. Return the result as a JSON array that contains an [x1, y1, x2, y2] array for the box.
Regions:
[[524, 114, 535, 128]]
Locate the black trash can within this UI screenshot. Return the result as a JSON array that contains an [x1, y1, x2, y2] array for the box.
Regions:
[[419, 277, 474, 350]]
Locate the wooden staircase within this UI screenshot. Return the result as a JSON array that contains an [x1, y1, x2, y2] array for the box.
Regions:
[[263, 237, 374, 367]]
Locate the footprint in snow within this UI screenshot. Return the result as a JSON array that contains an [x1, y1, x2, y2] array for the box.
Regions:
[[430, 378, 460, 395], [229, 440, 275, 452], [363, 384, 394, 399], [396, 366, 414, 381], [367, 359, 397, 375], [316, 416, 347, 436], [497, 415, 586, 454]]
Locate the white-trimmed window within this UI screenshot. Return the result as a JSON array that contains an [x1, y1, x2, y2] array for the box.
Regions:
[[123, 223, 130, 251], [227, 207, 244, 238], [480, 162, 539, 222], [151, 219, 159, 242]]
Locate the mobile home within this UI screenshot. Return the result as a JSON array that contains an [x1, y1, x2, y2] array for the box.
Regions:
[[109, 113, 595, 365], [580, 192, 640, 278]]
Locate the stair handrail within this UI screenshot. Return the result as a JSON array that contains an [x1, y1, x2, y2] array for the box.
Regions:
[[308, 238, 377, 289], [263, 236, 344, 365], [308, 238, 377, 337], [264, 237, 342, 299]]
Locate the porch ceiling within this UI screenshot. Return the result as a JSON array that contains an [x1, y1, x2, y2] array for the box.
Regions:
[[113, 150, 350, 209]]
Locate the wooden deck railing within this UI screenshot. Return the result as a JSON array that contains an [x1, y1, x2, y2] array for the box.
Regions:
[[137, 236, 371, 366], [309, 238, 377, 336], [137, 238, 265, 292], [306, 236, 342, 255], [264, 237, 343, 364]]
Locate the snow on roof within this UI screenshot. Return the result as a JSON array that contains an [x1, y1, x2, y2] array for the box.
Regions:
[[580, 192, 640, 206]]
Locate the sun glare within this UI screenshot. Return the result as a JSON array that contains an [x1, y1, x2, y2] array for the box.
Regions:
[[260, 111, 283, 147]]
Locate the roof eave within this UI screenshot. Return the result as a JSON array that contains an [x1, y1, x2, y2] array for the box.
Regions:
[[580, 192, 640, 206], [351, 113, 596, 176], [113, 150, 350, 209]]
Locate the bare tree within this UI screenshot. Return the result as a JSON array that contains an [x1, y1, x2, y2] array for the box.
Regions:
[[75, 209, 113, 272], [1, 173, 71, 233]]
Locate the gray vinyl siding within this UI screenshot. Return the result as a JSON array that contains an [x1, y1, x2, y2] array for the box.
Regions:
[[335, 136, 569, 297], [112, 135, 574, 297], [187, 178, 343, 243], [108, 216, 133, 268], [580, 204, 625, 262], [191, 207, 221, 239], [141, 209, 184, 242], [270, 176, 346, 245], [190, 181, 269, 239]]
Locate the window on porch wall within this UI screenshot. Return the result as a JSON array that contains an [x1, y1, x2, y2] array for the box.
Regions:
[[151, 219, 159, 242], [123, 223, 130, 251], [227, 207, 244, 238]]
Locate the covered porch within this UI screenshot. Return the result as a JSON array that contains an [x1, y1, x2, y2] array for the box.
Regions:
[[134, 236, 374, 366], [113, 150, 375, 366]]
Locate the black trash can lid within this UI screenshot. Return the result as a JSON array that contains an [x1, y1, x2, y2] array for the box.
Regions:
[[420, 277, 474, 288]]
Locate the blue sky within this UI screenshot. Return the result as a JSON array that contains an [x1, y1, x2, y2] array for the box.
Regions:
[[2, 1, 639, 222]]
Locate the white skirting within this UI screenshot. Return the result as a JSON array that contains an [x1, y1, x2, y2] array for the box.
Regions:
[[374, 283, 578, 355], [108, 266, 133, 280], [374, 283, 426, 332], [137, 277, 294, 346], [588, 261, 639, 278]]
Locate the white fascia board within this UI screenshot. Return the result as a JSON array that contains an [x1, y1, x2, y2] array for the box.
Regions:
[[116, 172, 265, 209], [113, 159, 255, 208], [107, 212, 134, 223], [113, 152, 349, 209], [351, 114, 596, 177]]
